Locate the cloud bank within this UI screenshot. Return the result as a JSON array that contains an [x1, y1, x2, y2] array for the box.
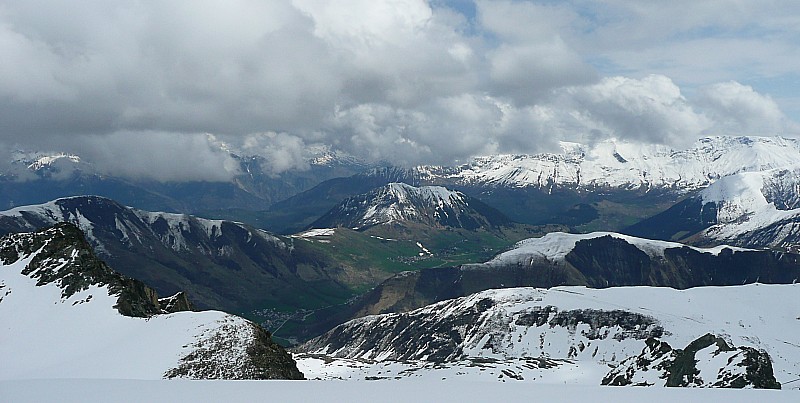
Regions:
[[0, 0, 798, 180]]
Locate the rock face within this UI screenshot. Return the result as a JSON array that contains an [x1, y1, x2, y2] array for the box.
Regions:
[[309, 183, 510, 231], [0, 224, 304, 380], [603, 334, 780, 389], [297, 285, 793, 388]]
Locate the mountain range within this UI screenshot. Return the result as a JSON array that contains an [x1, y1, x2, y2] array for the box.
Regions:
[[6, 134, 800, 389]]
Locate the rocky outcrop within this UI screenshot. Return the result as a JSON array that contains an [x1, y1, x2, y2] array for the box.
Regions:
[[603, 334, 780, 389], [164, 320, 304, 380], [0, 222, 161, 317], [158, 292, 194, 313]]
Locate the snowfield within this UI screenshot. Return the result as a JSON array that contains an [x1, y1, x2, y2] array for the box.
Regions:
[[296, 284, 800, 389], [1, 378, 797, 403], [0, 241, 275, 380]]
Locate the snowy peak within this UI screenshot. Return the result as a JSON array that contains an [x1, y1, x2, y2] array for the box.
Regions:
[[309, 183, 510, 231], [416, 136, 800, 191], [628, 167, 800, 250], [5, 150, 89, 181]]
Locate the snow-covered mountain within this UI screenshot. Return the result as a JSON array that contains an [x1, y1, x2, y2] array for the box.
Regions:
[[418, 136, 800, 192], [268, 136, 800, 233], [296, 284, 796, 388], [0, 196, 353, 321], [0, 223, 303, 380], [345, 231, 800, 318], [309, 183, 510, 231], [625, 167, 800, 251]]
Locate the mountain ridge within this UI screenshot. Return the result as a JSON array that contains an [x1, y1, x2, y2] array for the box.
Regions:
[[0, 223, 303, 380]]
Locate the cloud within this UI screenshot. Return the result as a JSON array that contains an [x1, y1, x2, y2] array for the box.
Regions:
[[71, 132, 241, 182], [696, 81, 787, 135], [564, 75, 711, 146], [237, 132, 310, 174], [0, 0, 798, 181]]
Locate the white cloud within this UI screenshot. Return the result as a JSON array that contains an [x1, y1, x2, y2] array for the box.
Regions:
[[563, 75, 711, 146], [697, 81, 786, 135], [239, 132, 311, 174]]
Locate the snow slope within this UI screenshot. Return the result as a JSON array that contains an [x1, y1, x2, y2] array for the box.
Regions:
[[297, 284, 800, 389], [3, 378, 797, 403], [417, 136, 800, 191], [0, 226, 302, 380]]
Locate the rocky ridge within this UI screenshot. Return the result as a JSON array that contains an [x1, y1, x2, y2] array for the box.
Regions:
[[0, 223, 303, 380]]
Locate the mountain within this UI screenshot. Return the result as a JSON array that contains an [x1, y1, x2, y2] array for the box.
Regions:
[[0, 196, 359, 339], [0, 223, 303, 380], [0, 196, 545, 344], [295, 284, 794, 388], [625, 167, 800, 251], [418, 136, 800, 191], [244, 167, 420, 234], [339, 231, 800, 319], [309, 183, 510, 231], [0, 146, 370, 215], [260, 136, 800, 233]]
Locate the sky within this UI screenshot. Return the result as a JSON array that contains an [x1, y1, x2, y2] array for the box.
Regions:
[[1, 0, 800, 181]]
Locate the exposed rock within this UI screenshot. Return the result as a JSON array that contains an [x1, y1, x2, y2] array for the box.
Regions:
[[0, 222, 160, 317], [164, 319, 304, 380], [516, 306, 664, 341], [602, 334, 780, 389]]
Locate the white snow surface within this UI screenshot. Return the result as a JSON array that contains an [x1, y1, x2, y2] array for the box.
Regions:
[[417, 136, 800, 191], [292, 228, 336, 238], [0, 248, 258, 380], [298, 284, 800, 389], [482, 231, 751, 266], [3, 378, 795, 403]]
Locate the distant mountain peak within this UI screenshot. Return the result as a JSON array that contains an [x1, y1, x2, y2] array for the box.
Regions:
[[308, 183, 510, 231]]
